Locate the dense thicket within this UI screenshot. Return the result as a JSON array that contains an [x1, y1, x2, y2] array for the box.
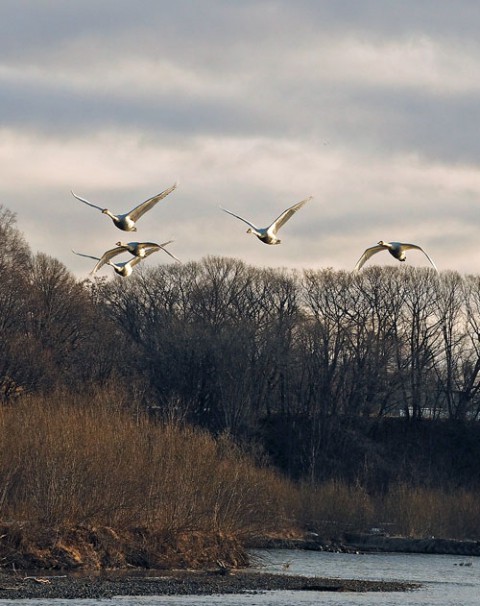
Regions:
[[2, 206, 480, 492], [0, 397, 287, 534]]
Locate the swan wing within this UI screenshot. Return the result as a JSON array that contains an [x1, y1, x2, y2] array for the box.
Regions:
[[156, 240, 182, 263], [138, 241, 162, 248], [72, 249, 105, 274], [128, 182, 177, 222], [143, 246, 162, 259], [354, 245, 385, 271], [402, 243, 438, 272], [91, 246, 128, 273], [120, 241, 180, 263], [220, 207, 258, 230], [125, 246, 160, 270], [71, 191, 104, 212], [127, 255, 145, 269], [72, 249, 101, 262], [269, 196, 312, 234]]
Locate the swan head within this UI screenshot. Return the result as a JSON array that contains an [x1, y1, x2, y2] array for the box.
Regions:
[[101, 209, 109, 215], [377, 240, 389, 247], [246, 228, 253, 234], [116, 241, 126, 247]]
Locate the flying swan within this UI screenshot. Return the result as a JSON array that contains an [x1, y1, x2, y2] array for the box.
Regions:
[[73, 241, 180, 274], [220, 196, 312, 245], [73, 245, 162, 277], [115, 241, 181, 264], [71, 182, 177, 231], [354, 241, 438, 272]]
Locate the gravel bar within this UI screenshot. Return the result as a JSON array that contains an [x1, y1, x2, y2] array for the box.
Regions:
[[0, 570, 419, 599]]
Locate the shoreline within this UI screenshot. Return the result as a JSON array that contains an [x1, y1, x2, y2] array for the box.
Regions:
[[248, 534, 480, 557], [0, 526, 475, 599], [0, 570, 419, 599]]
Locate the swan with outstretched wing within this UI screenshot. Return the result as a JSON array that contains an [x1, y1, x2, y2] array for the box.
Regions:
[[71, 182, 177, 231], [220, 196, 312, 245]]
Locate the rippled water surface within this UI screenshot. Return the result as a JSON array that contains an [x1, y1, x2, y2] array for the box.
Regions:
[[0, 548, 478, 605]]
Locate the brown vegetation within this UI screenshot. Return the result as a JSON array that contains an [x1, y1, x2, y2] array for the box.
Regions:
[[0, 523, 248, 570], [295, 480, 480, 541], [0, 395, 290, 569]]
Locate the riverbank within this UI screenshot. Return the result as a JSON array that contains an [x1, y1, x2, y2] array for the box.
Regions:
[[0, 523, 248, 570], [2, 521, 478, 577], [0, 570, 419, 599]]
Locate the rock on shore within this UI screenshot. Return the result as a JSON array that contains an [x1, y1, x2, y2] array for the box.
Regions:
[[0, 570, 418, 599]]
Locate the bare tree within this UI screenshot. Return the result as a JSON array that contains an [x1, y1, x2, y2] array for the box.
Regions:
[[393, 268, 442, 419]]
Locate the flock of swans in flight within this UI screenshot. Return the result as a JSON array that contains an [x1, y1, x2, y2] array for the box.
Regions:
[[71, 184, 438, 278]]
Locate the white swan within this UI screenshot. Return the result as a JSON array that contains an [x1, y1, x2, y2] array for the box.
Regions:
[[220, 196, 312, 245], [73, 246, 161, 277], [354, 241, 438, 272], [71, 182, 177, 231], [116, 241, 181, 264], [75, 240, 180, 274]]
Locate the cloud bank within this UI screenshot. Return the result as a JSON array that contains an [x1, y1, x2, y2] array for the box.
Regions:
[[1, 1, 479, 276]]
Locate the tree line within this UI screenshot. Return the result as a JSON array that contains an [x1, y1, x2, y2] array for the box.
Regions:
[[2, 205, 480, 489], [99, 248, 480, 427]]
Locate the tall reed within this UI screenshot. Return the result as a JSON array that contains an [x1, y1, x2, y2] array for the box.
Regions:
[[294, 480, 374, 535], [0, 395, 289, 537], [292, 480, 480, 540], [378, 484, 480, 539]]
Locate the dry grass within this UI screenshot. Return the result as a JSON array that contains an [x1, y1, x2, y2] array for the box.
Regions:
[[0, 395, 290, 534], [377, 483, 480, 540], [294, 480, 375, 536], [292, 480, 480, 541]]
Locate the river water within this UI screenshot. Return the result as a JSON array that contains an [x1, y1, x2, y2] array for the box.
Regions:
[[0, 548, 477, 605]]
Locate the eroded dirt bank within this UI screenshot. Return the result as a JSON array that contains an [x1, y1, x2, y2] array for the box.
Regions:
[[0, 523, 247, 571]]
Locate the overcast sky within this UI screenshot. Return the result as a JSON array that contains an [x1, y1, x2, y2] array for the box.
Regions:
[[2, 1, 480, 277]]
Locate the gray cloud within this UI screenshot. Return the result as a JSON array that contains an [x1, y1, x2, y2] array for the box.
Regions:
[[1, 1, 480, 277]]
